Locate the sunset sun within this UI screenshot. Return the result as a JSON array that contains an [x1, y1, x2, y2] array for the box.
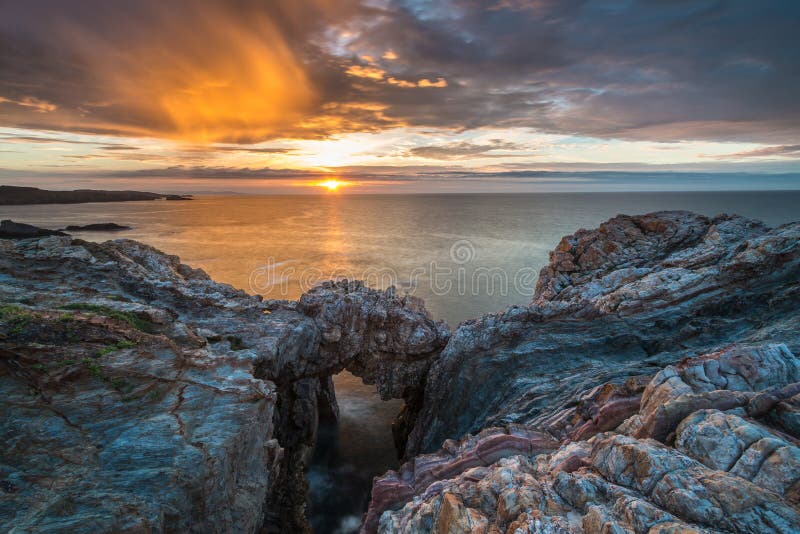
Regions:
[[316, 179, 349, 192]]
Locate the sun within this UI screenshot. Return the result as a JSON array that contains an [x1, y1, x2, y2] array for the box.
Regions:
[[315, 179, 349, 192]]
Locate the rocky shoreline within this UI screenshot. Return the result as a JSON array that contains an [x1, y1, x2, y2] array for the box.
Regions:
[[1, 210, 799, 533]]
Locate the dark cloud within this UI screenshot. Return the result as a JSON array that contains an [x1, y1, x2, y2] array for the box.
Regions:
[[185, 146, 297, 155], [98, 145, 141, 151], [0, 134, 97, 145], [104, 165, 324, 179], [405, 139, 530, 159], [1, 0, 798, 144], [711, 144, 800, 159]]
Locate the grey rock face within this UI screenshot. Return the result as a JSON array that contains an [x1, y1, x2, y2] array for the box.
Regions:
[[406, 212, 800, 456], [0, 236, 448, 532], [297, 280, 449, 400]]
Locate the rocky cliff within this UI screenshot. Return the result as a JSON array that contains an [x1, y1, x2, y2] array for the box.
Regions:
[[366, 211, 800, 533], [0, 235, 447, 532], [2, 210, 799, 534]]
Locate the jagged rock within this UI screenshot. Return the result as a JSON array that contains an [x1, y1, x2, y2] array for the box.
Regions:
[[633, 344, 800, 441], [0, 235, 447, 533], [372, 344, 800, 534], [0, 306, 279, 532], [370, 211, 800, 534], [363, 426, 558, 532], [675, 409, 800, 503], [541, 375, 651, 441], [406, 212, 800, 457]]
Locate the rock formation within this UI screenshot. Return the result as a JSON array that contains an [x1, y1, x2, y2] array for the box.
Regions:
[[406, 212, 800, 457], [2, 210, 799, 534], [0, 235, 447, 532], [367, 212, 800, 533], [371, 344, 800, 533]]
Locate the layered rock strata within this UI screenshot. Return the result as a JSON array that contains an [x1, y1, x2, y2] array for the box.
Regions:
[[0, 235, 447, 532], [371, 343, 800, 533]]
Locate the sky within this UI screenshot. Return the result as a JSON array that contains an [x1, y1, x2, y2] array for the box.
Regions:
[[0, 0, 799, 193]]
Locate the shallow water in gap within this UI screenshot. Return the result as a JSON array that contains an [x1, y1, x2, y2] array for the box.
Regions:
[[308, 372, 403, 533]]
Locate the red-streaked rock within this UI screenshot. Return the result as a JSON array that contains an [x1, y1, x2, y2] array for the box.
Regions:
[[361, 426, 558, 533]]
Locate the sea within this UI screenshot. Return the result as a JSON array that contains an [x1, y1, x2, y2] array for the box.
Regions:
[[3, 191, 799, 532]]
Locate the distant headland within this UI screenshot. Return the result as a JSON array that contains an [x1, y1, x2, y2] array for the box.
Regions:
[[0, 185, 192, 205]]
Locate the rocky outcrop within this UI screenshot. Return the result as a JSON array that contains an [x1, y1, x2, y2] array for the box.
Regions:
[[406, 212, 800, 456], [4, 210, 800, 533], [630, 344, 800, 441], [0, 235, 448, 532], [370, 211, 800, 533], [373, 344, 800, 533], [296, 280, 448, 400], [362, 426, 559, 532], [0, 219, 67, 238]]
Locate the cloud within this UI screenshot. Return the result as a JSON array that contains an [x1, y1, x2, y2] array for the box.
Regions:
[[104, 165, 325, 179], [0, 134, 95, 145], [346, 65, 387, 80], [1, 0, 798, 146], [0, 96, 57, 113], [178, 145, 296, 155], [0, 0, 363, 143], [405, 139, 529, 160], [709, 144, 800, 159]]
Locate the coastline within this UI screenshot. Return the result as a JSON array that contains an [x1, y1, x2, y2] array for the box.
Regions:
[[0, 185, 192, 205], [1, 210, 799, 533]]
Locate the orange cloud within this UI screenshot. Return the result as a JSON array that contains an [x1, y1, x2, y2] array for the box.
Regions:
[[0, 0, 367, 144], [346, 65, 387, 80], [387, 77, 418, 88], [418, 78, 448, 88], [67, 3, 323, 143], [0, 96, 57, 113]]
